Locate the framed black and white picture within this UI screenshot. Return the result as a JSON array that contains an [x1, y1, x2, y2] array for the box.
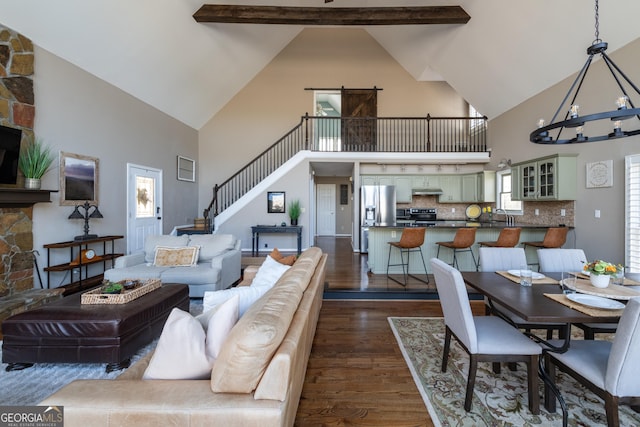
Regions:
[[267, 191, 285, 213]]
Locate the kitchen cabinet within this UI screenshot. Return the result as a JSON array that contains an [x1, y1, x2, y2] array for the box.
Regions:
[[360, 175, 378, 186], [412, 175, 440, 189], [394, 176, 413, 203], [461, 174, 478, 202], [512, 154, 578, 201], [438, 175, 462, 202]]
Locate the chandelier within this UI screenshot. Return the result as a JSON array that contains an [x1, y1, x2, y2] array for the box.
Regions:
[[530, 0, 640, 144]]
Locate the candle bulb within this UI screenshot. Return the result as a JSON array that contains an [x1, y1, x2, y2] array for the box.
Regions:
[[616, 96, 628, 109], [614, 120, 622, 130], [537, 119, 546, 128], [570, 105, 580, 118]]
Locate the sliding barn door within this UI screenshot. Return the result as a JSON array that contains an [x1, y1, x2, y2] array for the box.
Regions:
[[341, 89, 377, 151]]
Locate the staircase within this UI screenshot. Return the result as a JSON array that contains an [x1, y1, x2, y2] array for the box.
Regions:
[[204, 114, 487, 225]]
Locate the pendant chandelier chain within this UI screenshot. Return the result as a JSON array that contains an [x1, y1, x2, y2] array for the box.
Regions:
[[593, 0, 601, 44]]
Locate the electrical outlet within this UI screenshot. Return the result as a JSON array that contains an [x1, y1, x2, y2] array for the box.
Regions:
[[391, 231, 396, 238], [560, 209, 566, 217], [595, 209, 601, 218], [534, 209, 539, 216], [72, 268, 80, 275], [451, 208, 455, 213], [264, 243, 268, 248]]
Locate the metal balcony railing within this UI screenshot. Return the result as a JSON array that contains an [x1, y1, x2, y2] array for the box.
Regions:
[[204, 114, 487, 223]]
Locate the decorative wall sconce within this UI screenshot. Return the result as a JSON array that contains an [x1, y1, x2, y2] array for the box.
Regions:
[[69, 201, 103, 241]]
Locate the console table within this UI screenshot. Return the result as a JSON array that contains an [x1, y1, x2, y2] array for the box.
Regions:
[[251, 225, 302, 256], [44, 235, 123, 295]]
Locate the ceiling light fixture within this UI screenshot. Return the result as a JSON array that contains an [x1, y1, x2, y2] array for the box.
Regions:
[[530, 0, 640, 144], [497, 158, 512, 170]]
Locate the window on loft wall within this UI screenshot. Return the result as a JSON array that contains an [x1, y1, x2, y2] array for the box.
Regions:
[[314, 90, 341, 152], [469, 104, 484, 131], [625, 154, 640, 272], [496, 169, 523, 214]]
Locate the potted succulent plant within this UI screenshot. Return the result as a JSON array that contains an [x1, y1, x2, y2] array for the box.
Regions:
[[583, 259, 621, 288], [18, 136, 55, 190], [288, 199, 301, 226]]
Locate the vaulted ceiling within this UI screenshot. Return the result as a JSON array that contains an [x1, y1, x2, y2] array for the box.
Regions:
[[3, 1, 640, 130]]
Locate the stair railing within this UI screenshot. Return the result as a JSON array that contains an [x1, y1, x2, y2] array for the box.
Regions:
[[204, 114, 487, 224]]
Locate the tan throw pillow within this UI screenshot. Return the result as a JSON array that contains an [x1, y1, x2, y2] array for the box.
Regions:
[[153, 246, 200, 267]]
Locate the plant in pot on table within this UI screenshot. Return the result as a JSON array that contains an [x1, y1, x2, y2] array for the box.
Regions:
[[583, 260, 621, 288], [288, 199, 301, 226], [18, 136, 55, 190]]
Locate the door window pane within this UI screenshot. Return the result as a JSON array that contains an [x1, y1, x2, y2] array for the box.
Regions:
[[136, 176, 155, 218]]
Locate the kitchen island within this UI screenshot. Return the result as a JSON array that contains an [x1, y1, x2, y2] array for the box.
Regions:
[[368, 222, 571, 273]]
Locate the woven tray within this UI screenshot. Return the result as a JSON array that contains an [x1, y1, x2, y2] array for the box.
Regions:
[[81, 279, 161, 305]]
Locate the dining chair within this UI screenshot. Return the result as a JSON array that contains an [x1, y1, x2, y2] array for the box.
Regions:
[[386, 227, 429, 286], [478, 247, 565, 339], [545, 297, 640, 427], [435, 227, 477, 271], [430, 257, 542, 414], [537, 248, 617, 339], [537, 248, 587, 273]]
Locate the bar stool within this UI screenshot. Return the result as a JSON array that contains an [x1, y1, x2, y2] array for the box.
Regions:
[[522, 227, 568, 270], [435, 227, 477, 270], [522, 227, 568, 250], [386, 227, 429, 286], [478, 227, 521, 247]]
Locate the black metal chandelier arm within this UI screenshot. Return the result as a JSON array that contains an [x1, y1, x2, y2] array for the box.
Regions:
[[600, 53, 640, 119]]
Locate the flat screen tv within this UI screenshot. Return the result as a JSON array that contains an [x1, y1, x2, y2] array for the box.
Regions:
[[0, 124, 22, 185]]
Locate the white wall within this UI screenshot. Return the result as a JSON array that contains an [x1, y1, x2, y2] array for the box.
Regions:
[[489, 38, 640, 263], [198, 28, 468, 215], [216, 160, 311, 253], [32, 47, 198, 287]]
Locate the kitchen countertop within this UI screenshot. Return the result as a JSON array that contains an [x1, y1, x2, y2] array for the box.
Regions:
[[370, 221, 573, 229]]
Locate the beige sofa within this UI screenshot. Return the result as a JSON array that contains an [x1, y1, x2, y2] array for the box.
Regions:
[[40, 247, 326, 427]]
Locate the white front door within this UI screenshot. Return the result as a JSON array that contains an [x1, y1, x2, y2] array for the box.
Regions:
[[127, 164, 163, 254], [316, 183, 336, 236]]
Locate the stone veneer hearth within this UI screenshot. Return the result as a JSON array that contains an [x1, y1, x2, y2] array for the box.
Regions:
[[0, 24, 37, 296]]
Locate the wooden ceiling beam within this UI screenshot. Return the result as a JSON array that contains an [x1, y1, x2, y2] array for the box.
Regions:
[[193, 5, 470, 26]]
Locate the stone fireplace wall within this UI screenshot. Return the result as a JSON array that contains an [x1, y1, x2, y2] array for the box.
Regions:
[[0, 25, 36, 296]]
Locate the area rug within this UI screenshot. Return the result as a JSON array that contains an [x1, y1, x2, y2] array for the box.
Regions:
[[0, 299, 204, 406], [388, 317, 640, 427]]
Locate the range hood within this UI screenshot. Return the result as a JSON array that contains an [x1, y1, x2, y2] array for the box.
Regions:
[[412, 188, 444, 196]]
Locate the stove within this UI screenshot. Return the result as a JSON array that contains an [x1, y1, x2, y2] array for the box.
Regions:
[[409, 208, 437, 221]]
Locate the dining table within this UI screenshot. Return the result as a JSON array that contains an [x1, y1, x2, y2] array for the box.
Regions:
[[460, 271, 640, 423]]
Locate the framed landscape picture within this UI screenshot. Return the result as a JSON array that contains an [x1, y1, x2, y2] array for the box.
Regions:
[[60, 152, 99, 206]]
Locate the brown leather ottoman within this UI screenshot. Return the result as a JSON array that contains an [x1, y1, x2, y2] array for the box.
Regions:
[[2, 283, 189, 372]]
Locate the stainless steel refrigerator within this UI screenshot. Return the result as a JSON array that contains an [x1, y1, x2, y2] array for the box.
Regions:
[[360, 185, 396, 253]]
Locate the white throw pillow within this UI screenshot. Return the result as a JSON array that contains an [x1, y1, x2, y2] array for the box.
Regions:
[[196, 295, 240, 359], [251, 255, 291, 288], [203, 286, 269, 317], [143, 295, 239, 380]]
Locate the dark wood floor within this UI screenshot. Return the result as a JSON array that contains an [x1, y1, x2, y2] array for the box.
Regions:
[[284, 236, 484, 425], [316, 236, 437, 295]]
